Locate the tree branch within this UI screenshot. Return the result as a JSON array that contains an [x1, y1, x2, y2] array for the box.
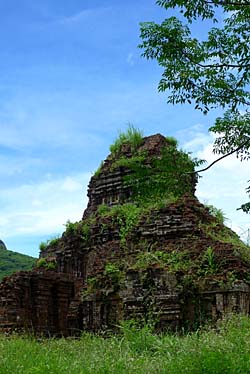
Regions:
[[182, 48, 250, 70], [194, 138, 250, 174], [196, 62, 250, 69], [205, 0, 250, 5]]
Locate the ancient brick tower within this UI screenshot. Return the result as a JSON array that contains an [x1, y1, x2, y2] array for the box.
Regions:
[[0, 134, 249, 335]]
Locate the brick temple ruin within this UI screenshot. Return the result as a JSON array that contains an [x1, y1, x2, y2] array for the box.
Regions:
[[0, 133, 249, 335]]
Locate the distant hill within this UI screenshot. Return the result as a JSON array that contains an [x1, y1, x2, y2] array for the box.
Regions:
[[0, 242, 36, 281], [0, 240, 7, 251]]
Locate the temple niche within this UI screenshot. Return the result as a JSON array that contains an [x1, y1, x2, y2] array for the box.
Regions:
[[0, 133, 249, 335]]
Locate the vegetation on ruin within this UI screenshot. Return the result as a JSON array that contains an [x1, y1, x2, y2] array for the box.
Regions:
[[64, 220, 79, 235], [108, 128, 205, 205], [1, 314, 250, 373], [36, 257, 56, 270], [109, 124, 144, 156], [200, 221, 250, 263], [205, 204, 227, 225], [39, 236, 61, 252], [123, 148, 202, 202], [133, 250, 192, 272], [165, 136, 178, 147]]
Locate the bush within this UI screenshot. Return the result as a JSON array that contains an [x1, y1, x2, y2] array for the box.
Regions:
[[36, 257, 56, 270], [39, 242, 47, 252], [64, 220, 79, 234], [165, 136, 178, 147]]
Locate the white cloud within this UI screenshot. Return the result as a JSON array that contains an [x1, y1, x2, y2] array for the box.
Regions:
[[0, 172, 91, 239], [61, 177, 83, 192]]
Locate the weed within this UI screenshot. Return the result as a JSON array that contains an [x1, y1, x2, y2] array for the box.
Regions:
[[109, 124, 144, 155], [134, 250, 191, 271], [104, 263, 123, 284], [39, 236, 60, 252], [165, 136, 178, 147], [64, 220, 79, 235], [36, 257, 56, 270], [36, 258, 47, 268], [121, 145, 200, 203], [48, 236, 60, 246], [81, 223, 90, 241], [39, 241, 47, 252], [205, 204, 227, 224], [111, 154, 146, 171], [199, 247, 219, 275], [201, 223, 250, 263], [97, 204, 110, 216], [114, 204, 142, 248]]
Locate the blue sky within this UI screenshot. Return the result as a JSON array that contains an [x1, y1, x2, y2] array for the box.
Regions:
[[0, 0, 249, 257]]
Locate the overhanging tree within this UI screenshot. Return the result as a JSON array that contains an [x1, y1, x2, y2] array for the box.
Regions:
[[139, 0, 250, 212]]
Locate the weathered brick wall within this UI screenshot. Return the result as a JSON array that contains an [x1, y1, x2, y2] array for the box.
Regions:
[[0, 270, 82, 335]]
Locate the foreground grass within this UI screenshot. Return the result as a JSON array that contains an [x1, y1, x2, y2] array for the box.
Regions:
[[1, 315, 250, 373]]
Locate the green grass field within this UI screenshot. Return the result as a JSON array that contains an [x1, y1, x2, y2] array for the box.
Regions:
[[0, 315, 250, 373]]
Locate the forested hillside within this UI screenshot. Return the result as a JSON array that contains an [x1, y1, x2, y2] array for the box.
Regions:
[[0, 245, 36, 281]]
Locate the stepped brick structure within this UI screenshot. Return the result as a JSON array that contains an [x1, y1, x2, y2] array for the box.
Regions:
[[0, 134, 249, 335]]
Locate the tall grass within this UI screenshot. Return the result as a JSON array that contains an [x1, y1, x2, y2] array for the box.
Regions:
[[109, 125, 144, 155], [1, 315, 250, 373]]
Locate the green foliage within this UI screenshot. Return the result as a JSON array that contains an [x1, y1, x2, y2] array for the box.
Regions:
[[165, 136, 178, 147], [64, 220, 78, 235], [109, 125, 144, 155], [104, 263, 123, 284], [112, 204, 142, 247], [64, 219, 91, 242], [39, 241, 47, 252], [81, 223, 90, 241], [84, 276, 98, 294], [39, 236, 61, 252], [112, 154, 146, 170], [200, 247, 219, 275], [139, 0, 250, 211], [119, 320, 156, 354], [122, 146, 202, 203], [98, 203, 142, 248], [205, 204, 227, 224], [134, 250, 191, 271], [139, 2, 250, 113], [1, 315, 250, 373], [200, 223, 250, 264], [0, 247, 36, 281], [36, 257, 56, 270], [36, 258, 47, 268], [48, 236, 60, 247], [97, 204, 110, 216]]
